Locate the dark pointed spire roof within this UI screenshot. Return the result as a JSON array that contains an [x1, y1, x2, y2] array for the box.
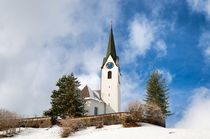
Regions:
[[102, 25, 119, 68], [106, 25, 117, 60]]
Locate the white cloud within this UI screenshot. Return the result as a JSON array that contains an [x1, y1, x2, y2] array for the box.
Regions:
[[175, 87, 210, 129], [155, 40, 167, 57], [158, 69, 173, 84], [0, 0, 120, 117], [125, 15, 155, 60], [199, 31, 210, 62], [187, 0, 210, 19], [78, 73, 100, 90], [144, 0, 176, 17], [124, 15, 167, 62], [205, 46, 210, 58]]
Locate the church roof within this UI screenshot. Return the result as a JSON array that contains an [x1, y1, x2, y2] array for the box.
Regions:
[[102, 26, 119, 68], [80, 85, 102, 102], [80, 85, 89, 98]]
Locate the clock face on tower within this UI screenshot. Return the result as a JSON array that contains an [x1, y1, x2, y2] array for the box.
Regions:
[[106, 62, 114, 69]]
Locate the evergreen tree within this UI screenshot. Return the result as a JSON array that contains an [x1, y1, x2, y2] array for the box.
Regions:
[[144, 70, 173, 117], [44, 73, 85, 118]]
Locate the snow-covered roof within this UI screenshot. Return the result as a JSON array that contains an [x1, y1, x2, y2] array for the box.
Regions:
[[80, 85, 102, 102]]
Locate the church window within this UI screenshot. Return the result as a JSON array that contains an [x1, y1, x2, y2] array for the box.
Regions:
[[108, 71, 112, 79], [94, 107, 98, 115]]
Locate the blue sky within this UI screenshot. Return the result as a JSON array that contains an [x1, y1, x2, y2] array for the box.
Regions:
[[0, 0, 210, 128], [112, 0, 210, 127]]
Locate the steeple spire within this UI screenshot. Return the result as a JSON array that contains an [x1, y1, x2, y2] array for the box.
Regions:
[[102, 24, 119, 68], [106, 24, 117, 61], [111, 20, 112, 28]]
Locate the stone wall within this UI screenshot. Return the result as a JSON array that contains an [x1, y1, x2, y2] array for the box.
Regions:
[[19, 112, 165, 128], [58, 112, 165, 127], [19, 117, 52, 128]]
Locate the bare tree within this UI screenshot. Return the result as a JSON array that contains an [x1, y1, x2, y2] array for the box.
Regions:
[[0, 109, 21, 137], [122, 100, 164, 128]]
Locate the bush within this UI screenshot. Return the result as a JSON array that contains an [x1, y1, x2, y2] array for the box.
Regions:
[[144, 102, 164, 121], [128, 99, 144, 122], [121, 114, 140, 128], [95, 121, 104, 129], [122, 100, 164, 128], [0, 109, 21, 137], [60, 117, 86, 138], [121, 100, 143, 128], [38, 119, 52, 128]]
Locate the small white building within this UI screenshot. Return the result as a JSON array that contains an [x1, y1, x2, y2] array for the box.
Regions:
[[80, 26, 120, 116]]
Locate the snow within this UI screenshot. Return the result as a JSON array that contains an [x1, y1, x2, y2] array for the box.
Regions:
[[9, 126, 61, 139], [4, 123, 210, 139]]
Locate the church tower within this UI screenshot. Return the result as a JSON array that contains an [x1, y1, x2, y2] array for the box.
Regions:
[[101, 26, 120, 113]]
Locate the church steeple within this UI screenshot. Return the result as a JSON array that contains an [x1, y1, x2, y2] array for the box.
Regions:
[[101, 23, 120, 114], [106, 25, 117, 61], [102, 25, 119, 68]]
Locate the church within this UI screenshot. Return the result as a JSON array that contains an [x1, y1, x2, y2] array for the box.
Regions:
[[80, 26, 120, 116]]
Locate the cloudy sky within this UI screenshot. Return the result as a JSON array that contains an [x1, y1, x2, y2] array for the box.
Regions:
[[1, 0, 210, 128]]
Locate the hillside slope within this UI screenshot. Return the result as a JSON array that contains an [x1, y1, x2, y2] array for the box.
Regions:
[[8, 123, 210, 139]]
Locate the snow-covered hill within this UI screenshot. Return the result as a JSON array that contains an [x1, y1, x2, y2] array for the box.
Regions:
[[7, 123, 210, 139]]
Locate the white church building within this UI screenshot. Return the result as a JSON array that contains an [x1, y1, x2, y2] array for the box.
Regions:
[[80, 26, 120, 116]]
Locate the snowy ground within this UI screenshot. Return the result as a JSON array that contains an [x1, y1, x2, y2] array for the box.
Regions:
[[4, 123, 210, 139]]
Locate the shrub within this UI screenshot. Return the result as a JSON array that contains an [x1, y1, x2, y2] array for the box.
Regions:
[[122, 100, 164, 128], [38, 119, 52, 128], [121, 114, 141, 128], [0, 109, 21, 137], [121, 100, 143, 128], [122, 121, 140, 128], [128, 99, 144, 122], [144, 102, 164, 122], [95, 121, 104, 129], [60, 117, 86, 138]]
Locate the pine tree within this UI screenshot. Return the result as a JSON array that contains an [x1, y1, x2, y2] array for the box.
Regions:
[[43, 73, 85, 118], [144, 70, 173, 117]]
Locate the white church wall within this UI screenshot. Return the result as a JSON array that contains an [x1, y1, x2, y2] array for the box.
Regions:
[[84, 99, 105, 116], [101, 55, 120, 113]]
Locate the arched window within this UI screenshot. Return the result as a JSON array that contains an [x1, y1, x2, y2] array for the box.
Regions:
[[108, 71, 112, 79]]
